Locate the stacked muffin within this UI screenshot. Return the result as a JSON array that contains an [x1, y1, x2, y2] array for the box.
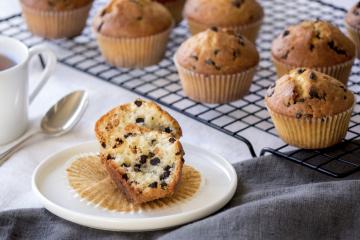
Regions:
[[346, 1, 360, 58], [155, 0, 186, 24], [184, 0, 264, 42], [21, 0, 93, 39], [93, 0, 173, 68]]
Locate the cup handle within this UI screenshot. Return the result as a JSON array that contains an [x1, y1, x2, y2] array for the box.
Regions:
[[28, 45, 57, 104]]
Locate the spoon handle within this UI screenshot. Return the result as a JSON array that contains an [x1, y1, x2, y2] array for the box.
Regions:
[[0, 130, 40, 166]]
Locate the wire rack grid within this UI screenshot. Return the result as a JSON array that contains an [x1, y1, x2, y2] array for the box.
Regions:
[[0, 0, 359, 178]]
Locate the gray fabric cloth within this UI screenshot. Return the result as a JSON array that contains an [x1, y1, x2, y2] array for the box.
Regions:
[[1, 154, 360, 240]]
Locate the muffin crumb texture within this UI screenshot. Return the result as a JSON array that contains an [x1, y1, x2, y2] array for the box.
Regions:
[[93, 0, 173, 37], [176, 28, 259, 75], [266, 68, 354, 119], [272, 20, 355, 66]]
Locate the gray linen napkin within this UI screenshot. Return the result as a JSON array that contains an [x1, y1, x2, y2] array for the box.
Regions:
[[1, 153, 360, 240]]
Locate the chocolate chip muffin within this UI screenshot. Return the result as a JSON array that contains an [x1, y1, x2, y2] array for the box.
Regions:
[[345, 1, 360, 59], [93, 0, 173, 68], [272, 20, 355, 84], [155, 0, 186, 24], [174, 28, 259, 103], [183, 0, 264, 42], [265, 68, 354, 149], [20, 0, 93, 38]]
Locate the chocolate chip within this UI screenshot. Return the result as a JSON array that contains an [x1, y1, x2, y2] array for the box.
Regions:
[[309, 87, 320, 99], [151, 139, 157, 145], [164, 127, 172, 133], [190, 54, 199, 61], [309, 72, 317, 80], [101, 141, 106, 148], [113, 138, 123, 148], [160, 181, 168, 189], [205, 59, 216, 66], [136, 16, 143, 21], [214, 49, 220, 55], [134, 100, 142, 107], [121, 163, 129, 167], [309, 44, 315, 51], [124, 133, 133, 138], [344, 95, 347, 100], [122, 174, 128, 181], [148, 152, 155, 158], [97, 22, 104, 32], [328, 40, 347, 55], [282, 30, 290, 37], [169, 137, 176, 143], [357, 2, 360, 8], [296, 98, 305, 103], [148, 182, 158, 188], [210, 26, 218, 32], [233, 49, 241, 60], [181, 158, 185, 163], [315, 31, 321, 39], [136, 118, 144, 123], [296, 112, 302, 119], [160, 171, 170, 180], [134, 164, 141, 172], [297, 68, 305, 74], [164, 165, 171, 172], [150, 157, 160, 166], [175, 152, 182, 155], [140, 155, 148, 164], [106, 154, 114, 160], [232, 0, 244, 8]]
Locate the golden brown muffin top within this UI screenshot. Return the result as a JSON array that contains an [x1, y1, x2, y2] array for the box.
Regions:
[[346, 2, 360, 29], [265, 68, 354, 119], [272, 20, 355, 67], [21, 0, 92, 11], [175, 28, 259, 75], [93, 0, 173, 38], [184, 0, 263, 26]]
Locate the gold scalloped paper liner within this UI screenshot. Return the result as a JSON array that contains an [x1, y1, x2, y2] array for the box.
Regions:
[[267, 107, 353, 149], [67, 154, 201, 212], [271, 55, 354, 85], [186, 17, 263, 43], [20, 3, 92, 39]]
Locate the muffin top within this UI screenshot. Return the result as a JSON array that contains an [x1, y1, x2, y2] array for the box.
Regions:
[[265, 68, 354, 119], [184, 0, 263, 26], [346, 2, 360, 29], [21, 0, 92, 11], [175, 28, 259, 75], [272, 20, 355, 67], [93, 0, 173, 38]]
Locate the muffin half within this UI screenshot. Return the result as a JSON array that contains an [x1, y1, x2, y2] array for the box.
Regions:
[[174, 28, 259, 103], [265, 68, 354, 149], [20, 0, 93, 39], [272, 20, 355, 85], [93, 0, 173, 68], [183, 0, 263, 43]]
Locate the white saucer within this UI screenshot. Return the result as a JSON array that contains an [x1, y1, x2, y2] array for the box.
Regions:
[[32, 141, 237, 232]]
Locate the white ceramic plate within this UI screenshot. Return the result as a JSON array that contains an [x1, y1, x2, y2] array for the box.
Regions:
[[32, 141, 237, 232]]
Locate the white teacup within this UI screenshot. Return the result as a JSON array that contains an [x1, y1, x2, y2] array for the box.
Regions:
[[0, 36, 57, 145]]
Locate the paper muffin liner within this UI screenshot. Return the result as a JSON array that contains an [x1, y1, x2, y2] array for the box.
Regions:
[[266, 107, 353, 149], [66, 154, 201, 212], [271, 55, 355, 85], [174, 59, 257, 103], [345, 23, 360, 59], [161, 0, 186, 24], [94, 23, 173, 68], [186, 17, 263, 43], [20, 3, 92, 39]]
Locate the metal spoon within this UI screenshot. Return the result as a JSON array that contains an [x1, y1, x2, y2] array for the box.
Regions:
[[0, 90, 88, 165]]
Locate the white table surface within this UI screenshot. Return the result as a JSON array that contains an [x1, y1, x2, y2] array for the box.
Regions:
[[0, 0, 355, 210]]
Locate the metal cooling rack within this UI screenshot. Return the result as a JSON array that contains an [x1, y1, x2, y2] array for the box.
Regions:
[[0, 0, 359, 178]]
